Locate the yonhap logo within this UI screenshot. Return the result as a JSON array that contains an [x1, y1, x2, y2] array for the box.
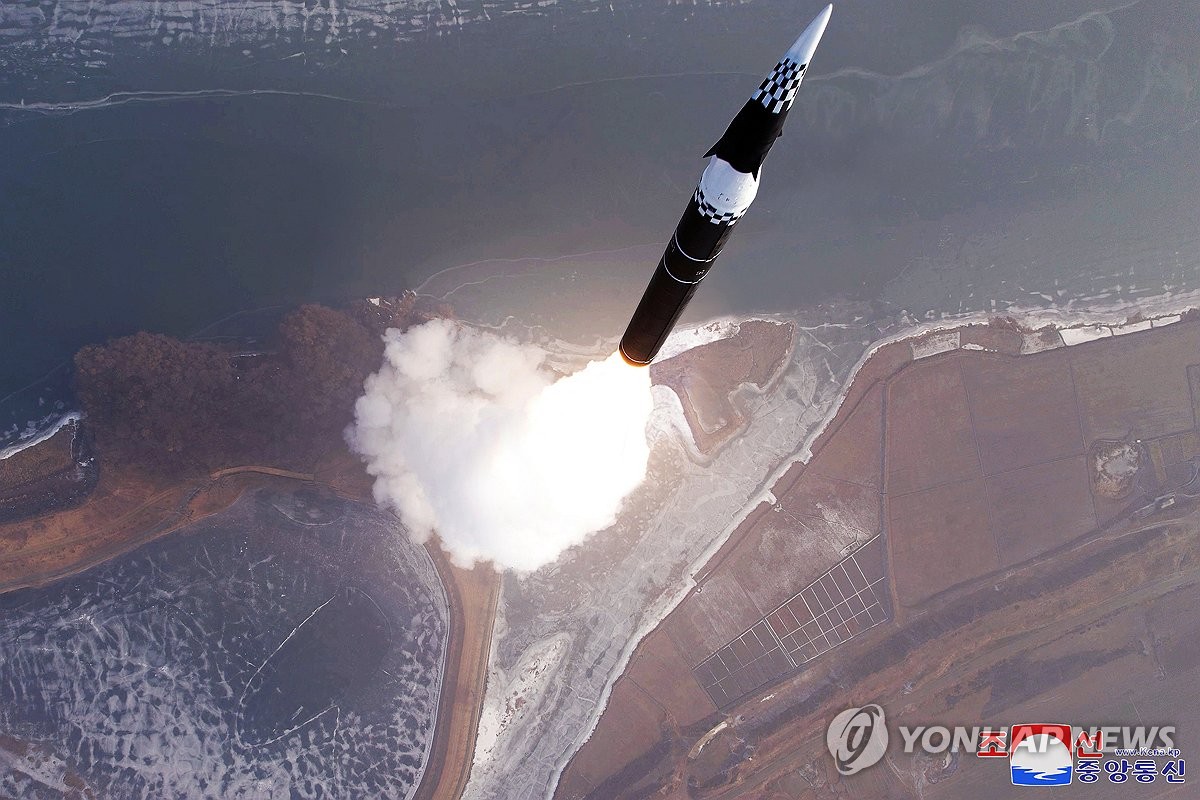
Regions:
[[827, 704, 889, 775], [820, 708, 1184, 787]]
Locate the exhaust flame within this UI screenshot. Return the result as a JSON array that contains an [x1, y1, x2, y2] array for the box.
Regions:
[[348, 319, 652, 572]]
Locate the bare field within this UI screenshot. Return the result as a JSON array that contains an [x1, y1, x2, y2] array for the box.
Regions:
[[729, 474, 880, 614], [960, 350, 1084, 476], [1070, 322, 1200, 442], [664, 570, 765, 658], [566, 679, 666, 791], [885, 357, 980, 496], [984, 455, 1096, 566], [704, 508, 1200, 800], [888, 476, 997, 605], [627, 628, 718, 729], [806, 382, 884, 489]]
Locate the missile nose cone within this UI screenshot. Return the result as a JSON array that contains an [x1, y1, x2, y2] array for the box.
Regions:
[[620, 5, 833, 366], [785, 4, 832, 67]]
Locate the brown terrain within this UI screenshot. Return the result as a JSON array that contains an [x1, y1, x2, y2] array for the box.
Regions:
[[0, 452, 302, 594], [0, 295, 501, 800], [557, 313, 1200, 799], [0, 436, 502, 800], [7, 309, 1196, 799], [414, 557, 502, 800], [650, 320, 797, 457], [0, 419, 96, 525], [0, 312, 793, 800]]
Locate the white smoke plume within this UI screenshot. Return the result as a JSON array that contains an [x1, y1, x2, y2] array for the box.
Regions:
[[348, 319, 653, 572]]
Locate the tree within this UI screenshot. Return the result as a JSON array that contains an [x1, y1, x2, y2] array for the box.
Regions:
[[75, 333, 240, 475], [273, 304, 383, 452], [73, 303, 406, 477]]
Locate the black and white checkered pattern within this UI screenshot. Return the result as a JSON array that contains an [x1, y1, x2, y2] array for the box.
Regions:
[[694, 188, 743, 224], [752, 58, 806, 114]]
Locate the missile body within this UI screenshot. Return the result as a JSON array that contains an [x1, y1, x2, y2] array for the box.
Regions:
[[619, 4, 832, 366]]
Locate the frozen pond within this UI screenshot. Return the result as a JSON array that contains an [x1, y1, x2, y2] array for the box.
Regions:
[[0, 487, 448, 799]]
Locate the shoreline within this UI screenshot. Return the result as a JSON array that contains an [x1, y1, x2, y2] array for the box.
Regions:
[[0, 447, 500, 800], [796, 289, 1200, 465], [4, 296, 1200, 800], [0, 411, 81, 462], [7, 283, 1195, 465], [0, 468, 302, 596], [537, 297, 1200, 799]]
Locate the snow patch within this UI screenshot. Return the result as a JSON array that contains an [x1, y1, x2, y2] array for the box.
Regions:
[[474, 634, 569, 768]]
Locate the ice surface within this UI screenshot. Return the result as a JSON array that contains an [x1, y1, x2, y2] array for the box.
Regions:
[[466, 300, 1200, 800], [0, 489, 448, 800]]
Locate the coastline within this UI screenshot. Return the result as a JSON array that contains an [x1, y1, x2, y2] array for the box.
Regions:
[[535, 297, 1200, 800], [0, 468, 297, 595], [5, 296, 1200, 800], [0, 438, 500, 800], [0, 411, 81, 462], [797, 288, 1200, 466], [558, 303, 1200, 796]]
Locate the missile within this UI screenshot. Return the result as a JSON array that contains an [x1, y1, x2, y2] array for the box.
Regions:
[[619, 4, 832, 366]]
